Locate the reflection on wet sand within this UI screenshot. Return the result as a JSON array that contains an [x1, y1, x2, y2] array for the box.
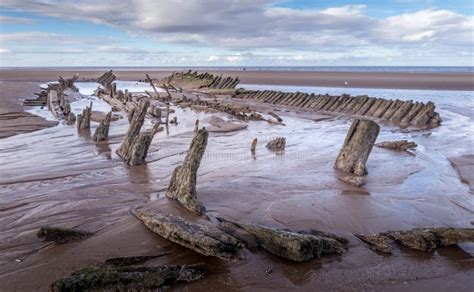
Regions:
[[0, 82, 473, 291]]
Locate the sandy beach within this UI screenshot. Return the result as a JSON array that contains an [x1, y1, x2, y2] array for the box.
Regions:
[[1, 69, 473, 90], [0, 69, 473, 291]]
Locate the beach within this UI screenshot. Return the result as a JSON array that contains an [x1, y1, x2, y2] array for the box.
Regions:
[[1, 69, 473, 90], [0, 69, 473, 291]]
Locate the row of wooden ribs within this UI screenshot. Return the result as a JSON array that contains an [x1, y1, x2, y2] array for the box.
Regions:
[[235, 90, 441, 128]]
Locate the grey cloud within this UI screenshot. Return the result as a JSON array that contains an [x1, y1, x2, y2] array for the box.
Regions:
[[1, 0, 472, 56], [0, 15, 35, 24]]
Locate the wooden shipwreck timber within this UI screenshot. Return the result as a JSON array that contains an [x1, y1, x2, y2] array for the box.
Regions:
[[233, 90, 441, 128], [14, 69, 473, 292], [162, 70, 240, 91]]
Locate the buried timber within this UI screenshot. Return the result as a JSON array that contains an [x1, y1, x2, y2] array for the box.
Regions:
[[0, 71, 473, 291]]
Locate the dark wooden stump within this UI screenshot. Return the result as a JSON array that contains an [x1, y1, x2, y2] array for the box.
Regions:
[[116, 99, 160, 166], [77, 102, 92, 130], [166, 128, 208, 214], [334, 119, 380, 175], [93, 111, 112, 142]]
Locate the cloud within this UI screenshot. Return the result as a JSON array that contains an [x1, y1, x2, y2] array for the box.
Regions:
[[0, 1, 472, 65], [0, 15, 34, 24], [206, 55, 220, 61], [0, 48, 12, 54], [0, 32, 98, 45], [97, 45, 149, 54]]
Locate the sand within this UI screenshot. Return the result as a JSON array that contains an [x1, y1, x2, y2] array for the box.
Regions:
[[1, 68, 473, 90], [0, 82, 58, 139], [0, 70, 473, 291]]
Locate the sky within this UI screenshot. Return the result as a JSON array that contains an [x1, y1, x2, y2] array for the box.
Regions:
[[0, 0, 473, 67]]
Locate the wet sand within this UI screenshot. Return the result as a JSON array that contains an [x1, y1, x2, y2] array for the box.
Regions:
[[0, 76, 473, 291], [0, 82, 58, 138], [1, 68, 473, 90]]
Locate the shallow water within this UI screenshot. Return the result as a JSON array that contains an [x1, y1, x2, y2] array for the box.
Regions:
[[1, 83, 473, 291]]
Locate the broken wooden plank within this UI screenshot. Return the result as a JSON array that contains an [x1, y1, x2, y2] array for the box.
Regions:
[[51, 264, 205, 292], [132, 211, 245, 260]]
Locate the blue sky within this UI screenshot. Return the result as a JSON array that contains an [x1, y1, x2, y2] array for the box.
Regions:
[[0, 0, 473, 66]]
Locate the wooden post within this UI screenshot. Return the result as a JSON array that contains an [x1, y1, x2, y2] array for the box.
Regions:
[[93, 111, 111, 142], [334, 119, 380, 175], [116, 99, 159, 166], [166, 128, 208, 214], [145, 74, 161, 99], [77, 102, 92, 130], [251, 138, 258, 154]]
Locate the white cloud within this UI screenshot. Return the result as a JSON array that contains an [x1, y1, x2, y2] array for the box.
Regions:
[[0, 1, 472, 65], [206, 55, 220, 61], [226, 55, 243, 63], [0, 48, 12, 54], [97, 45, 149, 54]]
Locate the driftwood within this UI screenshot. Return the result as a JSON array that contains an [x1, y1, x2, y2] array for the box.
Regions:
[[251, 138, 258, 154], [23, 90, 47, 107], [92, 111, 111, 142], [217, 219, 347, 261], [177, 97, 265, 122], [335, 119, 379, 176], [47, 90, 62, 119], [37, 227, 92, 244], [51, 265, 205, 292], [356, 227, 474, 254], [268, 111, 283, 122], [76, 102, 92, 130], [375, 140, 417, 151], [207, 116, 247, 132], [194, 119, 199, 132], [58, 74, 79, 91], [145, 74, 161, 100], [98, 94, 125, 112], [132, 211, 245, 260], [90, 111, 120, 123], [149, 105, 162, 119], [234, 90, 441, 129], [266, 137, 286, 152], [162, 70, 240, 90], [166, 129, 208, 214], [96, 70, 116, 86], [116, 99, 160, 166]]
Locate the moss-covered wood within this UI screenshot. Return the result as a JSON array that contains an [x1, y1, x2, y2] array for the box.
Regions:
[[51, 265, 205, 292], [92, 111, 111, 142], [77, 102, 92, 130], [217, 219, 346, 262], [356, 227, 474, 254], [334, 119, 380, 176], [166, 128, 208, 214], [132, 210, 245, 260], [37, 226, 92, 244], [116, 99, 160, 166]]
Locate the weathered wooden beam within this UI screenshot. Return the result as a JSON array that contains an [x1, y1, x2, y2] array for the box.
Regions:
[[93, 111, 111, 142], [334, 119, 380, 175], [77, 102, 92, 130], [217, 219, 346, 262], [133, 211, 245, 260], [51, 264, 205, 292], [116, 99, 159, 166], [166, 128, 209, 214]]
